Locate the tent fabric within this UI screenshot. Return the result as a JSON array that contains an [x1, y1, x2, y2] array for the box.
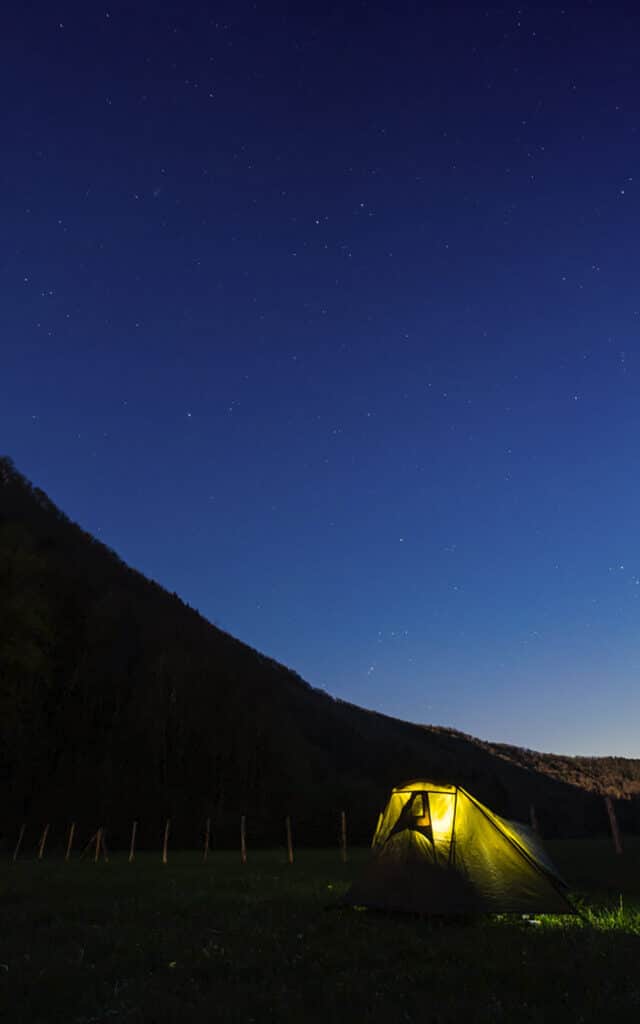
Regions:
[[343, 780, 574, 915]]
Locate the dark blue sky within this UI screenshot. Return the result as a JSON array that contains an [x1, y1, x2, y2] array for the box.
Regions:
[[4, 4, 640, 755]]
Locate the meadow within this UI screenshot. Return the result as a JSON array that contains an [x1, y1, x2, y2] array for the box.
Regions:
[[2, 840, 639, 1024]]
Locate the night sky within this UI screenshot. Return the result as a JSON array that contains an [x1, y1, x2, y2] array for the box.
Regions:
[[3, 5, 640, 756]]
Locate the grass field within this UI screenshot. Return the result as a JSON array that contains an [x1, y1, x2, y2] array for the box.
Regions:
[[2, 839, 640, 1023]]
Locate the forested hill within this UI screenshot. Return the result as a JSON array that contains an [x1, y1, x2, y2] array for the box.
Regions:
[[1, 455, 639, 846]]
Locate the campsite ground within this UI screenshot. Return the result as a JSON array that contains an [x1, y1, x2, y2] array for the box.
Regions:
[[2, 840, 639, 1023]]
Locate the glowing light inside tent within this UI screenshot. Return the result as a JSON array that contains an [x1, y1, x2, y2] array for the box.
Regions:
[[428, 792, 455, 839]]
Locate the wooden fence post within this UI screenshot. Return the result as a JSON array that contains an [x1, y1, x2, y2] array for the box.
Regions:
[[285, 816, 294, 864], [162, 819, 170, 864], [240, 815, 247, 864], [13, 824, 25, 863], [340, 810, 347, 863], [529, 804, 539, 834], [65, 823, 76, 862], [605, 796, 623, 855], [129, 821, 137, 863], [37, 824, 50, 861], [203, 817, 211, 862]]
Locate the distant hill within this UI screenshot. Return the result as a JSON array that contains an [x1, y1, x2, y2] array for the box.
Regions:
[[1, 455, 639, 847], [472, 735, 640, 799]]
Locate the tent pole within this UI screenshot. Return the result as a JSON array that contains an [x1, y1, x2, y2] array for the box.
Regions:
[[448, 787, 458, 867]]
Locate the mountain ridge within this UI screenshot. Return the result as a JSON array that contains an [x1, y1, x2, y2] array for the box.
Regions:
[[2, 454, 639, 843]]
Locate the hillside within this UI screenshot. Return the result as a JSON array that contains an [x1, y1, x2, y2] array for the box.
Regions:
[[475, 736, 640, 799], [1, 455, 639, 846]]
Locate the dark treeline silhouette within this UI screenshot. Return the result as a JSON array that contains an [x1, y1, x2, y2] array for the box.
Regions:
[[2, 454, 640, 849]]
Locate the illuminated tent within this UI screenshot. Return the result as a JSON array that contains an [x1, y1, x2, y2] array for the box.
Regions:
[[343, 781, 573, 915]]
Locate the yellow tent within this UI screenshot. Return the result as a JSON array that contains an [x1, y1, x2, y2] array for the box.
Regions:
[[343, 780, 574, 915]]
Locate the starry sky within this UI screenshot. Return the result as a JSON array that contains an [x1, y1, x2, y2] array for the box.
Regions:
[[3, 4, 640, 757]]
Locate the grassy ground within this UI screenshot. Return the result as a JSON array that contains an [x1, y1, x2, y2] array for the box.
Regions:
[[1, 840, 640, 1024]]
